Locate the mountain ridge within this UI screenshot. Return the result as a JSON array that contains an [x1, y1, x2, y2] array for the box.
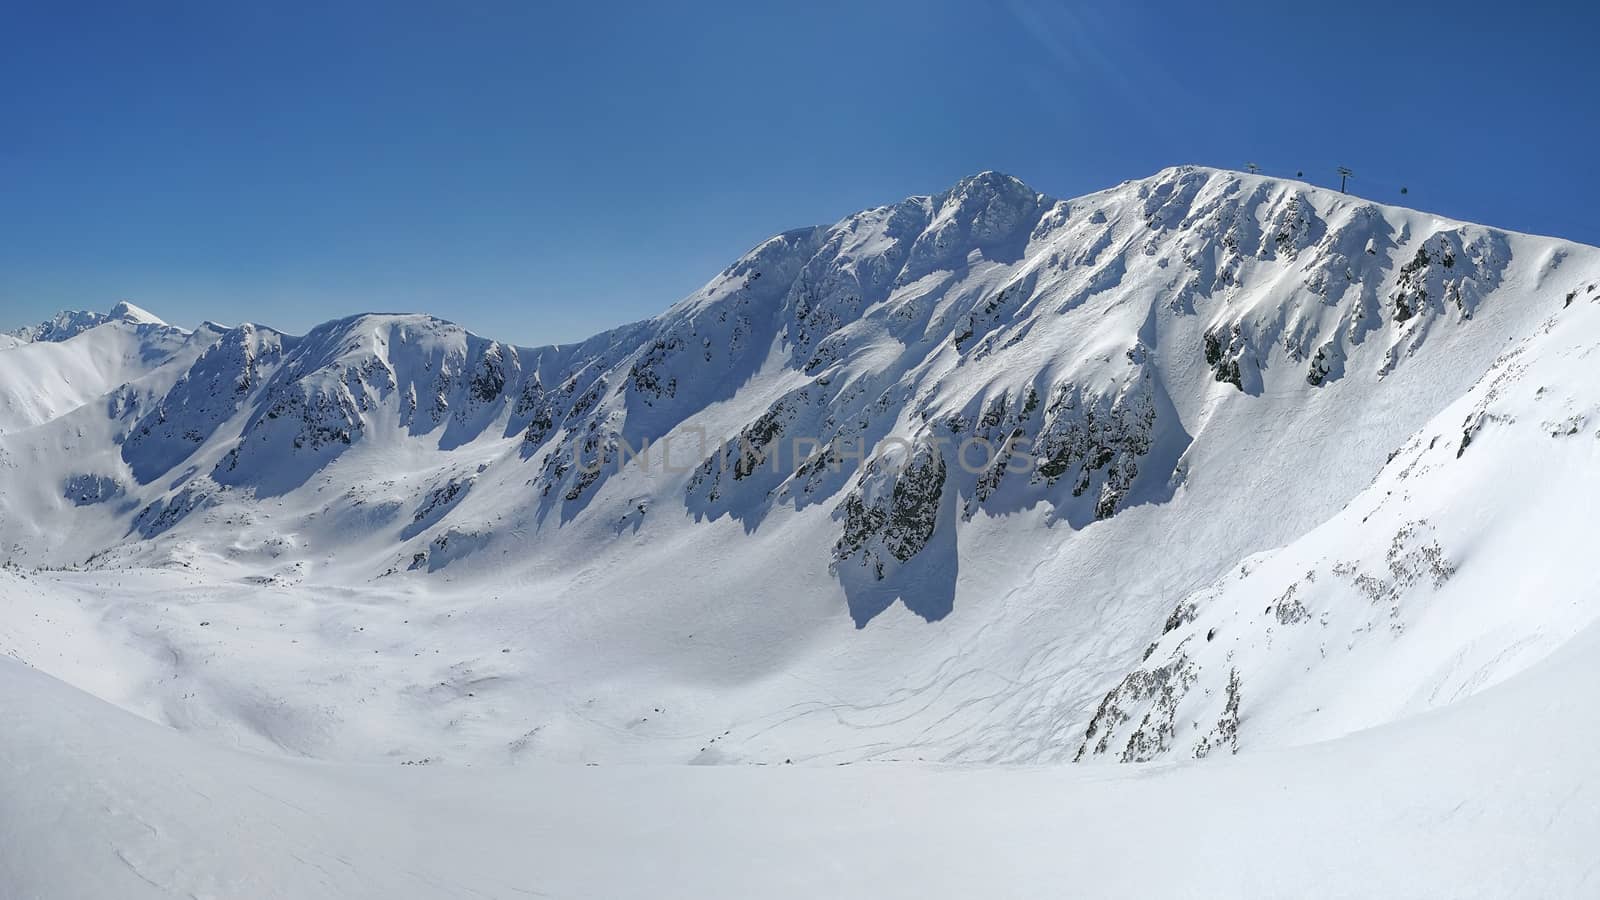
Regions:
[[10, 164, 1579, 356]]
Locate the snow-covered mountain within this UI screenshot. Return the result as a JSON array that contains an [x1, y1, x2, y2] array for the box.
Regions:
[[0, 308, 199, 434], [5, 299, 168, 343], [7, 164, 1600, 895], [3, 165, 1598, 773]]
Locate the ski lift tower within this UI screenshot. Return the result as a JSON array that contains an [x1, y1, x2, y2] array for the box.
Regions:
[[1337, 166, 1353, 193], [1246, 162, 1260, 174]]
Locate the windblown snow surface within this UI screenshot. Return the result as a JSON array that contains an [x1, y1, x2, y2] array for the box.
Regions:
[[3, 166, 1600, 897]]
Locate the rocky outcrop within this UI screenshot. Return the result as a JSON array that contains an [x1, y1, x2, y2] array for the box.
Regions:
[[63, 474, 124, 506], [1030, 368, 1159, 520], [832, 440, 948, 580], [1077, 519, 1459, 763], [132, 485, 216, 538]]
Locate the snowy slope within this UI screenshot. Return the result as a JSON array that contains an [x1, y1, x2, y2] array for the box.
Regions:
[[2, 165, 1600, 856], [4, 166, 1594, 767], [0, 314, 202, 434], [6, 164, 1600, 894], [1079, 286, 1600, 762], [3, 614, 1598, 898]]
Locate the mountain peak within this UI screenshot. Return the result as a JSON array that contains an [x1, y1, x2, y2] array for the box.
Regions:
[[935, 170, 1041, 207], [949, 169, 1032, 191], [7, 301, 172, 344], [108, 300, 166, 326]]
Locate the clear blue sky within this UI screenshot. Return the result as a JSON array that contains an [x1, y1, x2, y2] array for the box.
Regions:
[[3, 1, 1596, 345]]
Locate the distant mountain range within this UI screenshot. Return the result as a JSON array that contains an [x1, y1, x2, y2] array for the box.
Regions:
[[6, 298, 168, 343]]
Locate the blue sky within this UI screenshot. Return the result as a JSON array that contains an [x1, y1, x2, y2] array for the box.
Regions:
[[3, 1, 1596, 345]]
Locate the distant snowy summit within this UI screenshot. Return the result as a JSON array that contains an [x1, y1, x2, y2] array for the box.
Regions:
[[6, 299, 170, 344]]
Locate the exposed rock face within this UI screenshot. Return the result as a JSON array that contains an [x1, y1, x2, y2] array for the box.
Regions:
[[1030, 367, 1159, 521], [1390, 231, 1509, 323], [1075, 651, 1201, 762], [132, 485, 216, 538], [63, 474, 124, 506], [1077, 515, 1462, 763], [403, 476, 475, 540], [124, 324, 288, 482], [832, 440, 948, 580]]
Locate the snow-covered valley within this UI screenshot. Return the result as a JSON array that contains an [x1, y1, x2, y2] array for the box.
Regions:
[[4, 166, 1599, 896]]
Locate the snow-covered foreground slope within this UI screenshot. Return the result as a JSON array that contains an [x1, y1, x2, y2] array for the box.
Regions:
[[4, 165, 1600, 895], [4, 625, 1598, 899], [1077, 286, 1600, 761]]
